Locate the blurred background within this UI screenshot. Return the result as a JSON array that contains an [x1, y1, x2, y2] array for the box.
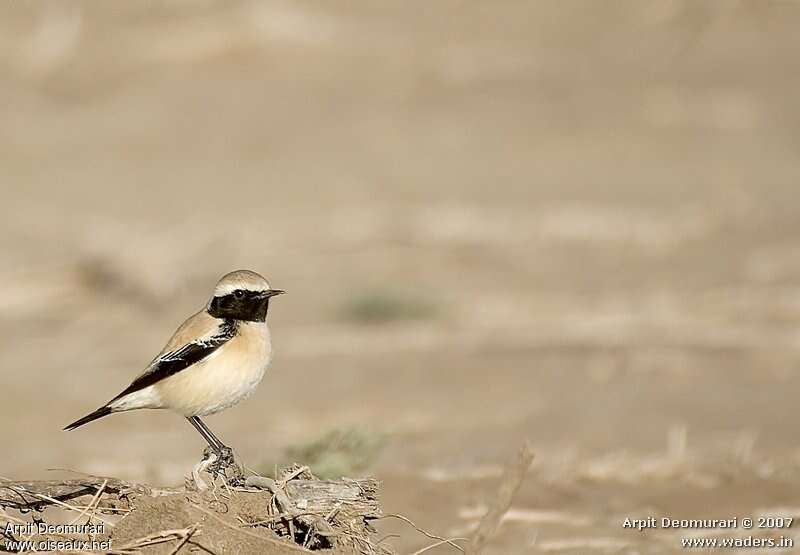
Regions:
[[2, 1, 800, 553]]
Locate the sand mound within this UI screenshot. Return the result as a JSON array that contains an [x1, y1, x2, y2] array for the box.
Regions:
[[0, 466, 387, 554]]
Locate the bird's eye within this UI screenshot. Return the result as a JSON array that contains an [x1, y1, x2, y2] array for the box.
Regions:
[[234, 289, 245, 299]]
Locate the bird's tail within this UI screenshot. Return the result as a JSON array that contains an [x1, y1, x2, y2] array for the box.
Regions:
[[64, 406, 113, 431]]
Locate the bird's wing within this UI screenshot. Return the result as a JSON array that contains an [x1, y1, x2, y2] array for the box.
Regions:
[[110, 311, 238, 402], [156, 309, 225, 356]]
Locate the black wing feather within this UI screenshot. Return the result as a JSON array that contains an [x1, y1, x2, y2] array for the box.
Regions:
[[64, 319, 238, 431], [64, 406, 112, 430], [110, 319, 238, 402]]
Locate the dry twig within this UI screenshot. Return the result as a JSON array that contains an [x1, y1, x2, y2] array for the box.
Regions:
[[4, 485, 115, 527], [68, 478, 107, 526], [380, 513, 465, 553], [410, 538, 471, 555], [167, 523, 200, 555], [465, 441, 534, 555], [108, 527, 199, 555]]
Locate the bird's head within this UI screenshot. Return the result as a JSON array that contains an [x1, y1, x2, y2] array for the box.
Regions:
[[207, 270, 284, 322]]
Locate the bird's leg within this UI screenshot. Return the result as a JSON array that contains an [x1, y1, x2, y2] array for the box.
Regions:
[[188, 416, 226, 451], [187, 416, 236, 471]]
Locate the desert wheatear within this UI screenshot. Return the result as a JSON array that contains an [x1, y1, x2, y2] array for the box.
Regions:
[[64, 269, 284, 471]]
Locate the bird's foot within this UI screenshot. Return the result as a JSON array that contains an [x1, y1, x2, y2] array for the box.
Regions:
[[202, 445, 244, 485]]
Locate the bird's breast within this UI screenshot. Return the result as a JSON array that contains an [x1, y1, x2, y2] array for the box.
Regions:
[[154, 322, 272, 416]]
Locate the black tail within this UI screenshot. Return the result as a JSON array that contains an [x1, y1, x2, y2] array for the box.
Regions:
[[64, 406, 113, 431]]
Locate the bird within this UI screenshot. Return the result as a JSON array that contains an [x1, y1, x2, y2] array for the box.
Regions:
[[64, 269, 284, 472]]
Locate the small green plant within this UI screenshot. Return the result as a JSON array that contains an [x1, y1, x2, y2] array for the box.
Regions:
[[264, 427, 388, 479], [340, 290, 437, 324]]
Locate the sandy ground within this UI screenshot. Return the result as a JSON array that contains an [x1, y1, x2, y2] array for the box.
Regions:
[[2, 2, 800, 553]]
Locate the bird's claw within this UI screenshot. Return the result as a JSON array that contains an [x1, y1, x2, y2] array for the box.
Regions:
[[202, 445, 244, 485]]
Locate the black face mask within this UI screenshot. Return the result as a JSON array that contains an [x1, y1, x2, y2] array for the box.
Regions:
[[208, 290, 270, 322]]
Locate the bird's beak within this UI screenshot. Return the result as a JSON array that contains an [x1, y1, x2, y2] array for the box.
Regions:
[[259, 289, 285, 299]]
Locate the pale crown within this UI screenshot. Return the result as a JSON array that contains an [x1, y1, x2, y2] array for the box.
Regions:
[[212, 270, 271, 298]]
